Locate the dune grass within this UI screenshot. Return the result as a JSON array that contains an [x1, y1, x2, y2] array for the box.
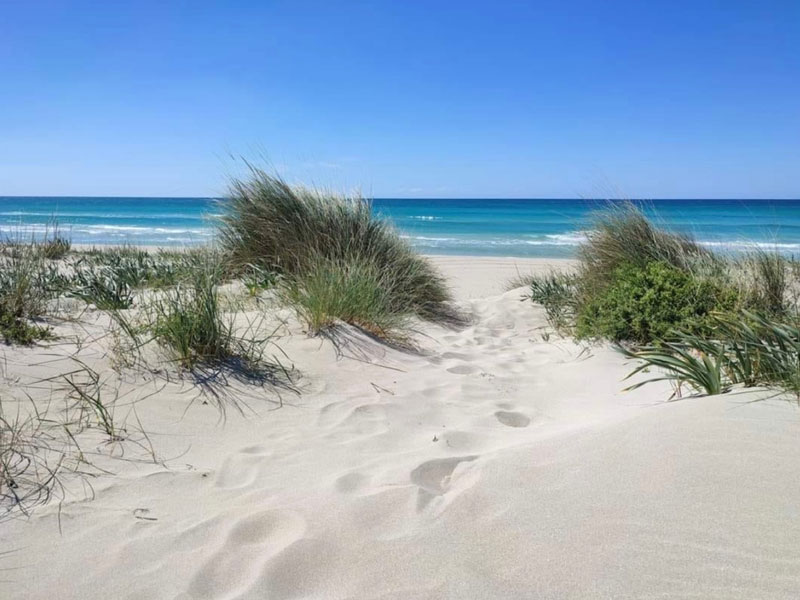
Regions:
[[524, 271, 578, 333], [0, 244, 59, 344], [0, 402, 65, 520], [147, 262, 232, 369], [124, 252, 281, 381], [281, 255, 409, 341], [620, 311, 800, 398], [520, 202, 800, 398], [575, 203, 712, 288], [527, 203, 796, 341], [218, 169, 457, 339]]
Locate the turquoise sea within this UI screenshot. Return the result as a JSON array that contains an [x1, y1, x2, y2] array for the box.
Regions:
[[0, 197, 799, 258]]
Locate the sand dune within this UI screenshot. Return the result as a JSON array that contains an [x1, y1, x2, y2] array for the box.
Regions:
[[1, 257, 799, 599]]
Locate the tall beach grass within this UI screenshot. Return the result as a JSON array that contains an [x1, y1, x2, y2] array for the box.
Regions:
[[218, 169, 458, 339]]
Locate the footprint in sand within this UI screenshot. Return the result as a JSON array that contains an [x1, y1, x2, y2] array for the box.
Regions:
[[441, 351, 471, 360], [214, 446, 271, 489], [494, 410, 531, 428], [447, 364, 478, 375], [334, 471, 369, 493], [186, 509, 306, 599], [410, 455, 478, 496]]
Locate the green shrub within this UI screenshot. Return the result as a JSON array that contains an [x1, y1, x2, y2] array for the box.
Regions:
[[575, 261, 737, 343]]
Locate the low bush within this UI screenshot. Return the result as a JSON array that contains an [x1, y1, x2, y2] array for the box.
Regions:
[[524, 205, 799, 349], [575, 261, 737, 343], [576, 202, 711, 298]]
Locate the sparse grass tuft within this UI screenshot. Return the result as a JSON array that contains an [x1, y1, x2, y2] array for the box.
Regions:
[[524, 271, 578, 332], [147, 261, 234, 369], [0, 245, 57, 344], [40, 235, 71, 260], [0, 404, 64, 520], [128, 253, 279, 380], [70, 266, 135, 310], [743, 249, 789, 316]]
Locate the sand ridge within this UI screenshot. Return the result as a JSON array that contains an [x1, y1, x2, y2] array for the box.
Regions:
[[1, 256, 799, 599]]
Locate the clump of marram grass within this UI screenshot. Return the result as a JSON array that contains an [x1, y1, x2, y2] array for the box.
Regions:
[[576, 202, 711, 287], [40, 235, 71, 260], [148, 273, 230, 369], [218, 169, 457, 338], [742, 249, 790, 315], [281, 255, 409, 342]]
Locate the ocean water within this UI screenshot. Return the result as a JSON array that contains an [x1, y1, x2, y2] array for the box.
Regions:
[[0, 196, 799, 258]]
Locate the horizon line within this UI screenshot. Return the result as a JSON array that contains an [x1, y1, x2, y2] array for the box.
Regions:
[[0, 195, 799, 201]]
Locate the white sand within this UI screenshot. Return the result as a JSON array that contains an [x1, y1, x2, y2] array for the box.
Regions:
[[1, 255, 799, 599]]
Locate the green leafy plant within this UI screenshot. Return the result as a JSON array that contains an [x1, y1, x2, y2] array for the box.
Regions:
[[620, 341, 727, 396], [620, 311, 800, 399], [575, 261, 736, 343], [242, 263, 278, 296]]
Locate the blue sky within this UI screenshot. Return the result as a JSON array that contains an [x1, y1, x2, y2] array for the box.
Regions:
[[1, 1, 798, 198]]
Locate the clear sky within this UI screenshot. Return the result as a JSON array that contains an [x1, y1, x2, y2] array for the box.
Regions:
[[1, 1, 798, 198]]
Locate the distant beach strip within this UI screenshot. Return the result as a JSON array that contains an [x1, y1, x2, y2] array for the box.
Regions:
[[0, 196, 798, 256]]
